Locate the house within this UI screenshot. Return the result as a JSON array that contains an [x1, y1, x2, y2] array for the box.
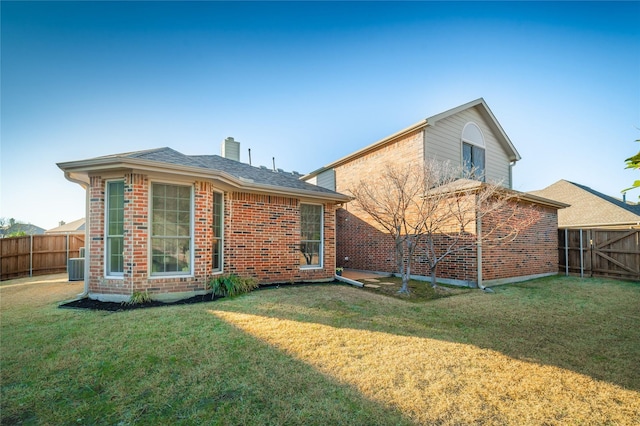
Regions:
[[58, 138, 350, 302], [45, 218, 86, 235], [303, 98, 567, 287], [529, 180, 640, 229], [0, 221, 45, 238]]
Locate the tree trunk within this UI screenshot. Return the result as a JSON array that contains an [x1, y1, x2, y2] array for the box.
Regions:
[[430, 264, 438, 288], [397, 237, 410, 294]]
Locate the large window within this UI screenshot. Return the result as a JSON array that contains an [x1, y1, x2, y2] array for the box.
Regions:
[[151, 183, 192, 275], [212, 191, 223, 272], [106, 181, 124, 276], [300, 204, 323, 268], [462, 122, 486, 181]]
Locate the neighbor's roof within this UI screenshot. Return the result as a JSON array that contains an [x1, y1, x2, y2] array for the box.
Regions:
[[303, 98, 521, 180], [45, 218, 86, 234], [58, 147, 351, 203], [529, 180, 640, 228]]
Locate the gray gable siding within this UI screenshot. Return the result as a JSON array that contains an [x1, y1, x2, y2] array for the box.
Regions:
[[316, 169, 336, 191], [425, 107, 512, 187]]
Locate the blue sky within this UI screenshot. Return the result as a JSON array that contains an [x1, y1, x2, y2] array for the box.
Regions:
[[2, 1, 639, 229]]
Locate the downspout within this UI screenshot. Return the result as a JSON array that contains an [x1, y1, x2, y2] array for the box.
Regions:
[[64, 172, 90, 298], [476, 195, 492, 292], [476, 200, 484, 290]]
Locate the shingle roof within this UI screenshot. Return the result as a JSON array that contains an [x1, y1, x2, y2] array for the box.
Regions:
[[529, 180, 640, 227], [45, 218, 86, 234], [58, 147, 350, 201]]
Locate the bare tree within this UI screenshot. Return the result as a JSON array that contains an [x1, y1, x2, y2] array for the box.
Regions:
[[350, 160, 533, 293]]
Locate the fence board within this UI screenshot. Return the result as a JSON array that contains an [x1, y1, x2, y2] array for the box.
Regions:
[[559, 228, 640, 281], [0, 234, 85, 281]]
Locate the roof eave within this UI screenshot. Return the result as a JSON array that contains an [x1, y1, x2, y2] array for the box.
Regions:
[[517, 193, 570, 209], [425, 180, 570, 209], [59, 157, 351, 203], [303, 119, 428, 180], [561, 221, 640, 228]]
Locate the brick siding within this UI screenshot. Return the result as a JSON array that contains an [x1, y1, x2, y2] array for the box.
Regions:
[[332, 128, 560, 285], [86, 174, 338, 299], [337, 201, 559, 285]]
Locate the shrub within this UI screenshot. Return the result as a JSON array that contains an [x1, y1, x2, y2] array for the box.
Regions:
[[126, 290, 152, 305], [208, 274, 259, 298]]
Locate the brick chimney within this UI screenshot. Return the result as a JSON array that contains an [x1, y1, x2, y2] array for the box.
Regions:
[[221, 137, 240, 162]]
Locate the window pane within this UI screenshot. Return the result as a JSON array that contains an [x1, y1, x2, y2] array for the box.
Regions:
[[472, 145, 486, 181], [151, 183, 192, 275], [300, 242, 320, 266], [212, 192, 223, 271], [106, 181, 124, 275], [462, 143, 473, 174], [213, 238, 222, 272], [300, 204, 322, 267], [213, 192, 223, 238], [107, 236, 123, 274]]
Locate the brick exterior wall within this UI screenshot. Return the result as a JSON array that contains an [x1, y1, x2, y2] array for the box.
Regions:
[[86, 174, 338, 300], [334, 129, 424, 197], [332, 128, 560, 286], [225, 192, 336, 283], [337, 199, 559, 286], [481, 203, 559, 281]]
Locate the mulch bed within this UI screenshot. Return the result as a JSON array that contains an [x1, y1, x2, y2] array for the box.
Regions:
[[59, 281, 343, 312], [59, 293, 219, 312]]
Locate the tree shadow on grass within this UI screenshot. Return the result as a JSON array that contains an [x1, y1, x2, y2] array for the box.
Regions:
[[4, 301, 414, 426], [210, 277, 640, 394]]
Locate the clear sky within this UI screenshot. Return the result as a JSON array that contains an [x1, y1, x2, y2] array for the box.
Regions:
[[2, 1, 639, 230]]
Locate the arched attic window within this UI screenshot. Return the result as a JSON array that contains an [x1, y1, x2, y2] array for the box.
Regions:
[[461, 122, 486, 182]]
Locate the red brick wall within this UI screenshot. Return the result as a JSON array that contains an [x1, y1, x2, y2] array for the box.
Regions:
[[335, 129, 424, 197], [87, 176, 106, 292], [330, 127, 559, 285], [86, 174, 337, 299], [337, 200, 559, 286], [225, 192, 336, 283], [482, 203, 559, 281]]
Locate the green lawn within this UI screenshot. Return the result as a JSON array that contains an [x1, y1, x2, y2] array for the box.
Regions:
[[1, 274, 639, 425]]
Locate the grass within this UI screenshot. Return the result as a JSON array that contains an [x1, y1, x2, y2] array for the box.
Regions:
[[357, 274, 472, 301], [1, 274, 639, 425]]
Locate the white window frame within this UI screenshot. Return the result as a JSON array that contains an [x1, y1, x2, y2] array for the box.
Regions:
[[299, 203, 324, 269], [149, 181, 194, 278], [104, 179, 125, 279], [461, 122, 486, 182], [212, 190, 224, 274]]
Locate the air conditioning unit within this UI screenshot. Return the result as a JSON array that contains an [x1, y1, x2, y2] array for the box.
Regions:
[[68, 258, 84, 281]]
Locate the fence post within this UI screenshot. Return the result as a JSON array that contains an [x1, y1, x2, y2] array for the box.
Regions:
[[29, 235, 33, 277], [589, 229, 594, 278], [579, 229, 584, 278], [564, 228, 569, 276]]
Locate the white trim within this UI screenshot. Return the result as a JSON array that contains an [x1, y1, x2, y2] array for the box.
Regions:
[[104, 179, 125, 279], [148, 180, 195, 278], [212, 189, 224, 274], [461, 122, 485, 147]]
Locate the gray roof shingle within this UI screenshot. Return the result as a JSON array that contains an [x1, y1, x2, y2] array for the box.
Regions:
[[69, 147, 346, 199], [529, 180, 640, 227]]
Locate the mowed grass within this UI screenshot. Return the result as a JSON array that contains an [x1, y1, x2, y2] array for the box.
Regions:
[[1, 275, 639, 425], [357, 274, 472, 301]]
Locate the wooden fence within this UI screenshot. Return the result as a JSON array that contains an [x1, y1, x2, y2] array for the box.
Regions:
[[558, 228, 640, 281], [0, 234, 85, 281]]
